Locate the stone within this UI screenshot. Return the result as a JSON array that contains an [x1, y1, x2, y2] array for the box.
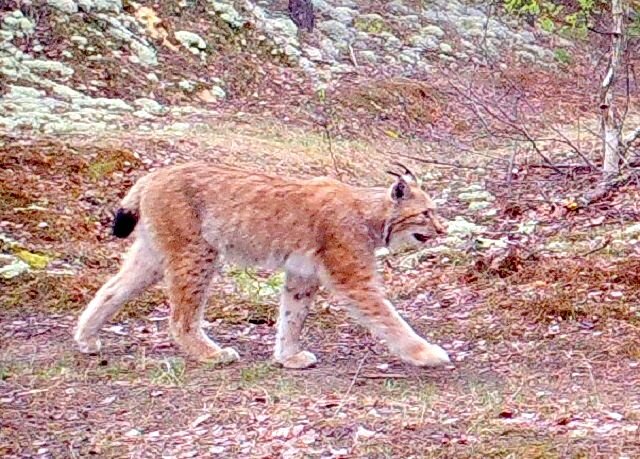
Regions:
[[468, 201, 492, 211], [0, 255, 30, 280], [319, 38, 340, 60], [447, 217, 486, 237], [197, 85, 226, 102], [329, 7, 356, 24], [70, 35, 89, 47], [265, 17, 298, 39], [131, 41, 157, 66], [439, 42, 453, 54], [208, 1, 245, 28], [379, 32, 402, 51], [47, 0, 78, 14], [6, 85, 45, 99], [26, 59, 74, 77], [304, 47, 323, 61], [283, 44, 300, 59], [133, 98, 167, 116], [358, 50, 377, 64], [2, 11, 35, 38], [175, 31, 207, 54], [516, 50, 536, 63], [318, 20, 351, 41], [400, 16, 422, 30], [399, 49, 420, 64], [421, 24, 445, 39], [311, 0, 330, 13], [179, 80, 197, 92], [518, 31, 536, 43], [77, 0, 122, 13], [408, 34, 439, 51], [386, 1, 411, 15], [474, 237, 508, 249]]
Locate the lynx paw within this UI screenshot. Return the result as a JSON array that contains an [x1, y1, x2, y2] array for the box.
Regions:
[[202, 347, 240, 365], [277, 350, 317, 369], [403, 342, 450, 367], [75, 334, 102, 354], [218, 347, 240, 364]]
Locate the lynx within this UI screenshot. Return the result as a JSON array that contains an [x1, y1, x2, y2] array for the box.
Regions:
[[74, 162, 451, 369]]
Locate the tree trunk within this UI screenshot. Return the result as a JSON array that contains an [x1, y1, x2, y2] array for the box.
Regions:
[[288, 0, 315, 33], [600, 0, 626, 179]]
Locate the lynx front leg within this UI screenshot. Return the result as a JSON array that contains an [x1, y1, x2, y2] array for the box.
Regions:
[[342, 289, 449, 367], [324, 253, 450, 367], [274, 273, 319, 369]]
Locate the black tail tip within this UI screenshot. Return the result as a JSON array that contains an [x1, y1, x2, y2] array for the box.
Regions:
[[112, 208, 138, 238]]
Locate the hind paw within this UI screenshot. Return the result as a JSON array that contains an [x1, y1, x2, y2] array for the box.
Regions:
[[277, 350, 317, 369]]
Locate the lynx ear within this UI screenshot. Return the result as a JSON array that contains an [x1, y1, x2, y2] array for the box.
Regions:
[[389, 177, 411, 202], [390, 161, 418, 183]]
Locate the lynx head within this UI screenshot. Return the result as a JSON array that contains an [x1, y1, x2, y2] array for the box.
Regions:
[[383, 162, 446, 250]]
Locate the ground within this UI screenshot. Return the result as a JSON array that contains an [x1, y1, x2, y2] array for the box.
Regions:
[[1, 112, 640, 459]]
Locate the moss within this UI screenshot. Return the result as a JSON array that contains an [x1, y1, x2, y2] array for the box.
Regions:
[[239, 362, 277, 385], [14, 249, 51, 269], [0, 189, 32, 213], [87, 148, 140, 181], [354, 16, 388, 34]]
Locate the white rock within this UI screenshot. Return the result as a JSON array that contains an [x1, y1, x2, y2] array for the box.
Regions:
[[47, 0, 78, 14], [175, 31, 207, 53]]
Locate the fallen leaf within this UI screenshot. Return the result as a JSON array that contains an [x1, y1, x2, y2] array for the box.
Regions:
[[191, 413, 211, 429], [100, 395, 117, 405]]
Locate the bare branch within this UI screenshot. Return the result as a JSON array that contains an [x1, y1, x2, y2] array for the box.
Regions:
[[624, 127, 640, 146], [396, 153, 481, 170], [451, 83, 565, 174], [548, 125, 598, 170]]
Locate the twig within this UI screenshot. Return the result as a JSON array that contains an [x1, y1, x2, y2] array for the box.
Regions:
[[397, 153, 480, 170], [323, 123, 343, 181], [548, 125, 597, 170], [334, 351, 368, 416], [478, 1, 496, 66], [624, 127, 640, 147], [349, 372, 409, 379], [348, 43, 358, 67], [506, 143, 518, 192], [452, 83, 565, 175], [580, 235, 612, 257]]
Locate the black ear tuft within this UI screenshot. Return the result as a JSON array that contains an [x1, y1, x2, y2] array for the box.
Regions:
[[391, 179, 410, 201]]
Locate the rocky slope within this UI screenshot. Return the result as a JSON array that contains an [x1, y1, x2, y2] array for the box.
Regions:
[[0, 0, 574, 135]]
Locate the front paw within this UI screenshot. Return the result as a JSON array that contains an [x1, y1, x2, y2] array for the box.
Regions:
[[276, 350, 317, 369], [75, 334, 102, 354], [403, 342, 450, 367]]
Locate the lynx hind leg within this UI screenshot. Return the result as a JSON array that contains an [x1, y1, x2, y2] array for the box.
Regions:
[[74, 237, 162, 354], [274, 272, 319, 369], [165, 246, 238, 365], [324, 257, 450, 367]]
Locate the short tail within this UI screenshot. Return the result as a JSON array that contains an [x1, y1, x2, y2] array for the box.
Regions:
[[112, 173, 154, 238]]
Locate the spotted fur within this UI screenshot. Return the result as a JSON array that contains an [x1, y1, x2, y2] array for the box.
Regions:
[[74, 162, 451, 368]]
